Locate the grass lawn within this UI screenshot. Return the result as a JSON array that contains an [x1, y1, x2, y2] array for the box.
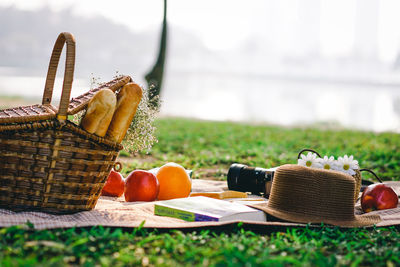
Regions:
[[1, 117, 400, 266]]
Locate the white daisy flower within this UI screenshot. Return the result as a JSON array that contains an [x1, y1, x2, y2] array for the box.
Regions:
[[318, 156, 336, 170], [336, 155, 359, 176], [298, 152, 322, 168]]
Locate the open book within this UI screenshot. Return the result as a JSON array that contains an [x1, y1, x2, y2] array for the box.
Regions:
[[154, 196, 266, 222]]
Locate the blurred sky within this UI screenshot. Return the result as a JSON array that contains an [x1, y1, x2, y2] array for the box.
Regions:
[[1, 0, 400, 132], [1, 0, 400, 64]]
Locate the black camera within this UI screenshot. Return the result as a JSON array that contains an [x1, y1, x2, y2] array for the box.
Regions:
[[227, 163, 276, 196]]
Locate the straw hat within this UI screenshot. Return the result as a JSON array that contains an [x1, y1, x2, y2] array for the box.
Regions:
[[252, 164, 381, 227]]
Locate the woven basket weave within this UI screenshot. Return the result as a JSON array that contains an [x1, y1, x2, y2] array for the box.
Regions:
[[297, 149, 362, 202], [0, 32, 131, 213]]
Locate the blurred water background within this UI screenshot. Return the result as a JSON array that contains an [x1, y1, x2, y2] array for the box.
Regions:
[[1, 0, 400, 132]]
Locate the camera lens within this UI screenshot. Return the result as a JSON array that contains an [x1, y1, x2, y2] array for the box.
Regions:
[[227, 163, 274, 195], [227, 164, 247, 192]]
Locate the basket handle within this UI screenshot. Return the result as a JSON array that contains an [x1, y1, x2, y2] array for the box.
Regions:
[[42, 32, 76, 122], [297, 148, 322, 159], [359, 168, 383, 183]]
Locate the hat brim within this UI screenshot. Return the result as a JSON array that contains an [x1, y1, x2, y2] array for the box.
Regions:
[[251, 203, 381, 228]]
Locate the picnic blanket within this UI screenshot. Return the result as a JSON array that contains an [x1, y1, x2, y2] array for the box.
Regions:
[[0, 180, 399, 230]]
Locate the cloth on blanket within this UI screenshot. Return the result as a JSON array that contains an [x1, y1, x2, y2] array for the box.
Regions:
[[0, 180, 399, 229]]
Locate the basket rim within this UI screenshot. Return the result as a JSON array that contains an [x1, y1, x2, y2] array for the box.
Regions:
[[0, 119, 123, 151]]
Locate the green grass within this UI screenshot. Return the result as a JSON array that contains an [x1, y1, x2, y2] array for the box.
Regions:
[[1, 224, 399, 266], [1, 117, 400, 266], [126, 118, 400, 181]]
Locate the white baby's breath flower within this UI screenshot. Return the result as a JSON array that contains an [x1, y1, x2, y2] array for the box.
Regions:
[[318, 156, 336, 170], [335, 155, 359, 176], [72, 77, 159, 154], [298, 152, 322, 169], [123, 87, 160, 153]]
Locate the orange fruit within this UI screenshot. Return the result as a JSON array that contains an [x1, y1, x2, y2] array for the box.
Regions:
[[156, 162, 191, 200]]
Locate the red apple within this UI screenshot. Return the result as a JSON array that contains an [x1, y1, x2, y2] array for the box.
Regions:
[[101, 170, 125, 197], [361, 183, 399, 213], [125, 170, 160, 202]]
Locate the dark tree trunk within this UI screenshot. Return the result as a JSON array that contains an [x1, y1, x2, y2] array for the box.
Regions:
[[145, 0, 167, 107]]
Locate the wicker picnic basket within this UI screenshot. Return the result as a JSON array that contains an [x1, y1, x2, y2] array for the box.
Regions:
[[0, 32, 132, 213], [297, 149, 362, 202]]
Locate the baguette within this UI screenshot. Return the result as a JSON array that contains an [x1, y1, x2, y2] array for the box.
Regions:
[[80, 88, 117, 137], [106, 82, 143, 143]]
